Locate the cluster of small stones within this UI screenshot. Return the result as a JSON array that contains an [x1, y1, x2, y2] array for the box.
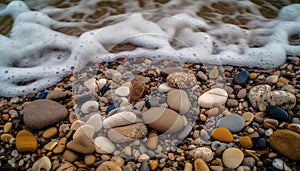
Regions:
[[0, 56, 299, 171]]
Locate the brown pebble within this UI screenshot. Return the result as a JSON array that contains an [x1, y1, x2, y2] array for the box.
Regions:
[[239, 136, 253, 149], [96, 161, 122, 171], [16, 130, 38, 153], [53, 137, 67, 154], [211, 127, 233, 143], [42, 127, 58, 139], [194, 158, 210, 171], [84, 154, 96, 165], [3, 122, 12, 133], [146, 132, 158, 150], [63, 150, 78, 162], [1, 134, 14, 142]]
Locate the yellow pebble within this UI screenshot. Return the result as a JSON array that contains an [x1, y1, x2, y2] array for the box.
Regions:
[[249, 73, 257, 80], [150, 160, 159, 170], [1, 134, 14, 142], [3, 122, 12, 133], [2, 114, 10, 120], [74, 161, 87, 168]]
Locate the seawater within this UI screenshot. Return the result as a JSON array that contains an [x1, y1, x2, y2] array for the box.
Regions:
[[0, 0, 299, 96]]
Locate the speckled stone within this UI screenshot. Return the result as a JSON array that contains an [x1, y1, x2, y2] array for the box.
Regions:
[[266, 90, 296, 110], [107, 123, 148, 143], [216, 114, 245, 133], [190, 147, 214, 162], [129, 81, 147, 102], [248, 84, 271, 111], [166, 72, 197, 89]]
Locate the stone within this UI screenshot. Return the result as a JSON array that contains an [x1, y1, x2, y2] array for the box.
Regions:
[[158, 83, 173, 93], [70, 120, 85, 130], [211, 127, 233, 143], [238, 136, 253, 149], [249, 73, 257, 79], [269, 129, 300, 161], [252, 137, 267, 149], [86, 113, 103, 132], [107, 123, 148, 143], [44, 141, 58, 151], [242, 112, 254, 126], [227, 99, 239, 107], [222, 148, 244, 169], [194, 158, 210, 171], [266, 75, 279, 84], [16, 130, 38, 153], [197, 71, 208, 81], [235, 70, 249, 85], [23, 99, 68, 130], [287, 123, 300, 134], [237, 89, 247, 99], [167, 89, 190, 114], [103, 111, 137, 129], [3, 122, 12, 133], [83, 78, 98, 93], [142, 107, 186, 133], [1, 134, 14, 142], [266, 90, 296, 110], [63, 150, 78, 162], [146, 132, 158, 150], [32, 156, 51, 171], [132, 75, 150, 84], [216, 114, 245, 133], [150, 160, 159, 170], [73, 124, 95, 139], [166, 72, 197, 89], [67, 133, 95, 154], [268, 106, 289, 121], [198, 88, 228, 108], [115, 86, 130, 97], [190, 147, 214, 162], [42, 127, 58, 139], [96, 161, 122, 171], [53, 137, 67, 154], [84, 154, 96, 165], [80, 101, 99, 114], [248, 84, 271, 111], [129, 81, 147, 102], [272, 158, 291, 171], [94, 136, 115, 154], [46, 90, 67, 100]]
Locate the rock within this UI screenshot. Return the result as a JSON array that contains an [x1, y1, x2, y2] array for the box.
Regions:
[[158, 83, 174, 93], [194, 158, 210, 171], [197, 71, 208, 81], [238, 136, 253, 149], [3, 122, 12, 133], [166, 72, 197, 89], [103, 111, 137, 128], [272, 158, 291, 171], [86, 113, 103, 132], [81, 101, 99, 114], [267, 106, 289, 121], [269, 129, 300, 161], [242, 112, 254, 126], [198, 88, 228, 108], [248, 84, 271, 111], [252, 137, 267, 149], [83, 78, 98, 93], [138, 154, 150, 162], [249, 73, 257, 80], [287, 123, 300, 134], [70, 120, 85, 130], [94, 136, 115, 154], [42, 127, 58, 139], [53, 137, 67, 154], [32, 156, 51, 171], [44, 141, 58, 151], [150, 160, 159, 170], [235, 70, 249, 85], [107, 123, 148, 143], [96, 161, 122, 171], [84, 154, 96, 165], [74, 94, 93, 106], [46, 90, 67, 100], [266, 90, 296, 110], [115, 86, 130, 97], [190, 147, 214, 162], [184, 162, 193, 171], [177, 124, 193, 140], [142, 107, 186, 133], [167, 89, 190, 114], [216, 114, 245, 133], [140, 161, 150, 171], [63, 150, 78, 162], [146, 132, 158, 150], [132, 75, 150, 84], [266, 75, 279, 84], [23, 99, 68, 130], [73, 124, 95, 139], [16, 130, 38, 153], [1, 134, 14, 142], [67, 133, 95, 154], [227, 99, 239, 107], [129, 81, 147, 102], [211, 127, 233, 143], [222, 148, 244, 169], [237, 89, 247, 99]]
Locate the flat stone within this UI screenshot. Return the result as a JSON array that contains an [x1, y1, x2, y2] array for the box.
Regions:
[[222, 148, 244, 169], [266, 75, 279, 84], [239, 136, 253, 149], [267, 106, 289, 121], [53, 137, 67, 154], [42, 127, 58, 139], [211, 127, 233, 143], [216, 114, 245, 133], [237, 89, 247, 99], [1, 134, 14, 142], [198, 88, 228, 108], [86, 113, 103, 132], [67, 133, 95, 154], [85, 154, 96, 165], [208, 66, 219, 79], [242, 112, 254, 125], [63, 150, 78, 162], [129, 81, 147, 102], [107, 123, 148, 143], [158, 83, 174, 93], [248, 84, 271, 111], [190, 147, 214, 162], [269, 129, 300, 161], [16, 130, 38, 153], [227, 99, 239, 107], [96, 161, 122, 171], [166, 72, 197, 89], [194, 158, 210, 171], [46, 90, 67, 100], [23, 99, 68, 130], [94, 136, 115, 154], [252, 137, 267, 149], [115, 86, 130, 97], [167, 89, 190, 114], [142, 107, 186, 133], [103, 111, 137, 129], [3, 122, 12, 133]]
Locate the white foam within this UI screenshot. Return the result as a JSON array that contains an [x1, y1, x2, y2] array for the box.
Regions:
[[0, 1, 299, 96]]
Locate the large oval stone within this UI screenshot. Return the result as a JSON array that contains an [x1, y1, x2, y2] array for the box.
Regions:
[[248, 84, 271, 111], [107, 123, 148, 143], [198, 88, 228, 108], [16, 130, 38, 153], [23, 99, 68, 130], [266, 90, 296, 110], [167, 89, 190, 114], [216, 114, 245, 133], [166, 72, 197, 89]]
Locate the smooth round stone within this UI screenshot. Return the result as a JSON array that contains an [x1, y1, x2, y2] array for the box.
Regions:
[[67, 133, 95, 154], [16, 130, 38, 153], [140, 161, 150, 171], [194, 158, 210, 171], [248, 84, 271, 111], [53, 137, 67, 154], [115, 86, 130, 97], [81, 101, 99, 114], [107, 123, 148, 143], [235, 70, 249, 85], [190, 147, 214, 162], [211, 127, 233, 143], [266, 90, 296, 110], [3, 122, 12, 133], [96, 161, 122, 171], [269, 129, 300, 161], [42, 127, 58, 139], [287, 123, 300, 134], [198, 88, 228, 108], [216, 114, 245, 133], [73, 125, 95, 139], [46, 89, 67, 100], [86, 113, 103, 132], [85, 154, 96, 165], [237, 89, 247, 99], [166, 72, 197, 89], [238, 136, 253, 149], [63, 150, 78, 162], [167, 89, 190, 114], [142, 107, 186, 133], [23, 99, 68, 130], [84, 78, 97, 93], [252, 137, 267, 149], [272, 158, 289, 170], [209, 66, 219, 79], [242, 112, 254, 125], [1, 134, 14, 142], [158, 83, 173, 93], [32, 156, 51, 171], [94, 136, 115, 154], [222, 148, 244, 169], [103, 112, 137, 129], [267, 106, 289, 121]]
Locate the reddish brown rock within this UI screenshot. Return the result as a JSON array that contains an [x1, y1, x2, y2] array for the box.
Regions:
[[129, 81, 147, 103]]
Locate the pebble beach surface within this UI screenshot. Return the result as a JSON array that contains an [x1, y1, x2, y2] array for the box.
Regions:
[[0, 56, 300, 171]]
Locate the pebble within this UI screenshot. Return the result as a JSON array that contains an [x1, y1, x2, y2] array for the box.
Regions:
[[70, 120, 85, 130], [103, 111, 137, 128], [63, 150, 78, 162], [23, 99, 68, 130], [198, 88, 228, 108], [31, 156, 51, 171], [81, 100, 99, 114], [194, 158, 210, 171], [211, 127, 234, 142], [158, 83, 174, 93], [16, 130, 38, 153], [237, 89, 247, 99], [85, 154, 96, 165], [166, 72, 197, 89], [96, 161, 122, 171], [3, 122, 12, 133], [222, 148, 244, 169], [209, 66, 219, 79], [227, 99, 239, 107], [140, 161, 150, 171], [267, 106, 289, 121], [238, 136, 253, 149], [243, 157, 256, 168], [83, 78, 98, 93], [44, 141, 58, 151], [197, 71, 208, 81], [53, 137, 67, 153], [216, 114, 245, 132], [150, 160, 159, 170], [67, 133, 95, 154], [129, 81, 147, 102], [190, 147, 214, 162], [266, 90, 296, 110], [252, 137, 267, 149], [115, 86, 130, 97], [138, 154, 150, 162], [107, 123, 148, 143], [167, 89, 190, 114], [86, 113, 103, 132], [266, 75, 279, 84], [249, 73, 257, 80], [94, 136, 115, 154], [1, 134, 14, 142], [287, 123, 300, 134], [272, 158, 291, 171], [264, 128, 273, 136], [46, 89, 67, 100], [248, 84, 271, 111], [242, 112, 254, 126], [42, 127, 58, 139], [269, 129, 300, 161], [73, 124, 95, 139], [146, 132, 158, 150], [235, 70, 249, 85], [143, 107, 186, 133]]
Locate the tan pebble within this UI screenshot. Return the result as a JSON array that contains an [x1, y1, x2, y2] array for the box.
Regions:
[[32, 156, 51, 171], [248, 132, 260, 139], [239, 136, 253, 149], [146, 132, 158, 150], [63, 150, 78, 162], [2, 114, 9, 120], [222, 148, 244, 169], [150, 160, 159, 170], [3, 122, 12, 133], [199, 114, 207, 121], [1, 134, 14, 142], [85, 154, 96, 165], [209, 66, 219, 79], [249, 73, 257, 80], [190, 147, 214, 162], [264, 119, 279, 126], [243, 112, 254, 124], [68, 111, 79, 123], [70, 120, 85, 131], [16, 130, 38, 153], [211, 127, 233, 142], [111, 156, 125, 167], [101, 155, 111, 161], [46, 151, 52, 157], [42, 127, 58, 139], [194, 158, 210, 171], [74, 161, 87, 168], [287, 123, 300, 134], [73, 124, 95, 139], [205, 107, 219, 116], [184, 162, 193, 171], [168, 153, 175, 160], [44, 141, 58, 151], [254, 112, 265, 118], [53, 137, 67, 153], [96, 161, 122, 171], [246, 152, 260, 162], [56, 161, 76, 171]]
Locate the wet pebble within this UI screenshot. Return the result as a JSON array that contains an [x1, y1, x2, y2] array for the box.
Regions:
[[222, 148, 244, 169], [216, 114, 245, 133], [235, 70, 249, 85], [267, 106, 289, 121]]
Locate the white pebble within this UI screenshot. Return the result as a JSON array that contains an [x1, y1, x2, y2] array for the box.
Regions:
[[247, 127, 255, 133], [103, 111, 137, 128], [32, 156, 51, 171], [115, 86, 130, 97], [94, 136, 115, 154], [138, 154, 150, 162], [84, 78, 97, 93], [158, 83, 173, 93], [265, 128, 273, 137], [97, 78, 107, 89], [81, 101, 99, 114], [86, 113, 103, 132]]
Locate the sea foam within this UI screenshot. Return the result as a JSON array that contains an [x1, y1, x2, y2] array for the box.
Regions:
[[0, 1, 299, 97]]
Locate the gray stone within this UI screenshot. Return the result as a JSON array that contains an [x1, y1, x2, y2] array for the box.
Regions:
[[217, 114, 245, 133]]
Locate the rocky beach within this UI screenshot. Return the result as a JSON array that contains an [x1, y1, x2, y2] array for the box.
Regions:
[[0, 56, 300, 171]]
